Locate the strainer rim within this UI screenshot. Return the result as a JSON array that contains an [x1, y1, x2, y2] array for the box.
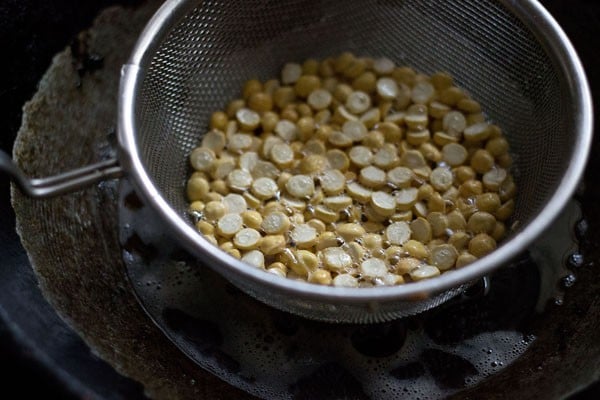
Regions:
[[118, 0, 593, 304]]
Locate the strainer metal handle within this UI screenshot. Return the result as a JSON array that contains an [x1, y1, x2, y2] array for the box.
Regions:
[[0, 150, 122, 198]]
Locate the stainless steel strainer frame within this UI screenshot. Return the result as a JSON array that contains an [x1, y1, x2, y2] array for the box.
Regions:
[[115, 0, 592, 323], [3, 0, 592, 323]]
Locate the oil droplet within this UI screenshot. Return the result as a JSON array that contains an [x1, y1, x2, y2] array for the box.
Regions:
[[554, 297, 564, 306], [341, 208, 352, 219], [189, 210, 203, 223], [561, 274, 576, 288], [567, 252, 584, 269], [374, 248, 385, 258]]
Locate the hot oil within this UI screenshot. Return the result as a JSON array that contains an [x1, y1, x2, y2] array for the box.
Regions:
[[530, 199, 582, 310], [121, 176, 583, 399]]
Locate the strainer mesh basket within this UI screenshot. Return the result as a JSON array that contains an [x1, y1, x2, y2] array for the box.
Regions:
[[138, 0, 566, 232], [122, 0, 588, 321]]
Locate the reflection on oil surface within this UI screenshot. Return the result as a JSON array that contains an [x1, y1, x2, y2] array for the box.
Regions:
[[121, 180, 582, 399]]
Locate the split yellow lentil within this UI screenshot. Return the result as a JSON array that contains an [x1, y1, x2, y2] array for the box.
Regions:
[[186, 53, 517, 287]]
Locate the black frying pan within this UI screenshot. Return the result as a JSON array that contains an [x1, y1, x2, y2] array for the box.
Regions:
[[0, 0, 598, 398], [0, 1, 146, 398]]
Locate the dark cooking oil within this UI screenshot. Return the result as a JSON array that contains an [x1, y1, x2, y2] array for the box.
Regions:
[[120, 174, 583, 399]]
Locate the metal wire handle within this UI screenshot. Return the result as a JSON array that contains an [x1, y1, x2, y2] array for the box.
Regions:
[[0, 150, 123, 198]]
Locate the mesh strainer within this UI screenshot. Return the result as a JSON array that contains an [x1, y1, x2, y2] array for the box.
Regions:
[[4, 0, 592, 322]]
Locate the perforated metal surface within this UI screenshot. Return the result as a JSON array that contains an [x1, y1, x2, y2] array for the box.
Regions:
[[138, 0, 566, 225], [119, 0, 591, 322]]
